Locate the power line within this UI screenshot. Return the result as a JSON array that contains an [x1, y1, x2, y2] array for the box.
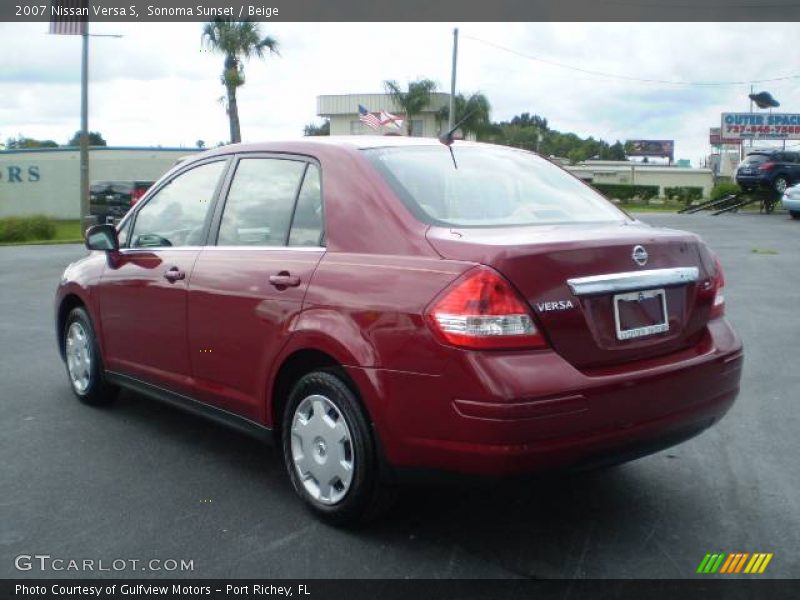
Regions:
[[462, 34, 800, 87]]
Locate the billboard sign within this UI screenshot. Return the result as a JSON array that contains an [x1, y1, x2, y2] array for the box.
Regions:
[[709, 127, 742, 146], [721, 112, 800, 140], [625, 139, 674, 161]]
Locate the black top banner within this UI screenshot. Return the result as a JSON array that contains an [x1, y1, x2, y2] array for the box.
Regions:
[[6, 0, 800, 22]]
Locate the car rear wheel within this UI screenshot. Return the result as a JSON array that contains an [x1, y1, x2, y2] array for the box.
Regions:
[[790, 211, 800, 220], [773, 176, 789, 195], [63, 307, 117, 406], [281, 370, 392, 526]]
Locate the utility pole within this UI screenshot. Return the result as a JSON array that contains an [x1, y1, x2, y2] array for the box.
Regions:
[[80, 25, 89, 234], [448, 27, 459, 131]]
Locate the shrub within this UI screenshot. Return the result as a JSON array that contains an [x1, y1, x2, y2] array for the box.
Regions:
[[0, 215, 57, 243], [591, 183, 660, 204], [26, 215, 57, 240], [710, 181, 741, 201], [664, 186, 704, 205]]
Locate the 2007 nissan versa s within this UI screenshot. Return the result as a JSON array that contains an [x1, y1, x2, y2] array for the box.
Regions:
[[56, 137, 743, 524]]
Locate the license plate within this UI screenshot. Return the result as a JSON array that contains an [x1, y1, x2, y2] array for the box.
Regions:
[[613, 288, 669, 340]]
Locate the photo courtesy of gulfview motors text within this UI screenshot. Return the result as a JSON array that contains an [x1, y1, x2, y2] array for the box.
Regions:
[[14, 584, 307, 597]]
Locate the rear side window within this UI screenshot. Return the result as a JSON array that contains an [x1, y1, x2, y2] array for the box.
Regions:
[[288, 164, 323, 246], [364, 145, 625, 227], [743, 154, 770, 164], [217, 158, 306, 246]]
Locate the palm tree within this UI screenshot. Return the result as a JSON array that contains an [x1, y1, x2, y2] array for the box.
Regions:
[[436, 92, 492, 139], [383, 79, 437, 137], [202, 19, 279, 144]]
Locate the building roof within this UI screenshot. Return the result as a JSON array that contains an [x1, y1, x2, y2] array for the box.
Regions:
[[0, 146, 200, 155], [317, 93, 450, 116]]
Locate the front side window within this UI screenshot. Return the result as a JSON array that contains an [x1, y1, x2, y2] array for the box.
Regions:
[[364, 145, 626, 227], [117, 217, 132, 247], [217, 158, 306, 246], [130, 161, 225, 248]]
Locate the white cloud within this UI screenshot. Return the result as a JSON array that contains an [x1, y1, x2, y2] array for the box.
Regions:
[[2, 21, 800, 162]]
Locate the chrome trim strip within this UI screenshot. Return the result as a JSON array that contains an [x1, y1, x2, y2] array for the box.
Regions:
[[567, 267, 699, 296]]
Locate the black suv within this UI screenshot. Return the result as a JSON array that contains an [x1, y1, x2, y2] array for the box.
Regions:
[[736, 150, 800, 195], [90, 180, 154, 224]]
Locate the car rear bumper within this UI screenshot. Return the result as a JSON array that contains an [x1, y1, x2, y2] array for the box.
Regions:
[[782, 195, 800, 212], [353, 318, 743, 477], [735, 174, 770, 188]]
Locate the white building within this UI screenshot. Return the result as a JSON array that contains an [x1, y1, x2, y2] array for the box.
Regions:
[[565, 160, 715, 199], [317, 93, 451, 138], [0, 147, 199, 219]]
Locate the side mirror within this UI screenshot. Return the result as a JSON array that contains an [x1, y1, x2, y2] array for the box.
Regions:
[[85, 224, 119, 252]]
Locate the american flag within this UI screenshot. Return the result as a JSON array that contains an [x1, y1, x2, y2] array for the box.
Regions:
[[49, 0, 88, 36], [358, 105, 381, 130], [379, 110, 403, 129]]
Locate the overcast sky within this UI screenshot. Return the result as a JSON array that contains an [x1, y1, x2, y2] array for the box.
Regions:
[[2, 22, 800, 164]]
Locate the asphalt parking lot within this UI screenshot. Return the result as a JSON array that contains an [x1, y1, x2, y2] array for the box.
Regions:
[[1, 211, 798, 579]]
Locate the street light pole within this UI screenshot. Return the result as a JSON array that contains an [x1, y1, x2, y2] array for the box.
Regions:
[[448, 27, 458, 132], [79, 25, 89, 234]]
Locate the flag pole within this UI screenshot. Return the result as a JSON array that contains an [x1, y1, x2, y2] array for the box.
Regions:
[[80, 22, 89, 234], [448, 27, 458, 132]]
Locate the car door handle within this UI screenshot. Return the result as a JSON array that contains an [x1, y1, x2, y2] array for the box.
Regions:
[[268, 272, 301, 288], [164, 267, 186, 282]]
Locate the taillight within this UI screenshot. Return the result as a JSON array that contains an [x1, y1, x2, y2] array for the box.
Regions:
[[425, 267, 547, 350], [131, 188, 146, 206], [710, 255, 726, 319], [758, 161, 776, 171]]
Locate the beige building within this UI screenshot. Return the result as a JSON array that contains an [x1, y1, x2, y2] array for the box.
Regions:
[[317, 93, 451, 138], [0, 147, 199, 219], [565, 160, 715, 199]]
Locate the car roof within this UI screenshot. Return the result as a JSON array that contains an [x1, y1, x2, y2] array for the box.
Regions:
[[746, 149, 785, 156], [201, 135, 487, 155], [187, 137, 512, 169]]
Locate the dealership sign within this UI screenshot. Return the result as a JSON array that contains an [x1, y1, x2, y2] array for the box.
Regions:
[[721, 112, 800, 140], [709, 127, 742, 146], [0, 165, 40, 183]]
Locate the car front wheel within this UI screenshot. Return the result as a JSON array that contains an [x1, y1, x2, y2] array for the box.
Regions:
[[773, 176, 789, 195], [63, 306, 117, 405], [790, 210, 800, 220], [281, 370, 392, 526]]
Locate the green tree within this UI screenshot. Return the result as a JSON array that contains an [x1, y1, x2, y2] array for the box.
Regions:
[[6, 135, 59, 149], [202, 19, 279, 143], [67, 131, 107, 147], [606, 140, 627, 161], [383, 79, 437, 136], [304, 120, 330, 136], [436, 92, 492, 138]]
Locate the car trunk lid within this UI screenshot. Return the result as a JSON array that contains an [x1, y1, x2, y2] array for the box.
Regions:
[[426, 221, 717, 369]]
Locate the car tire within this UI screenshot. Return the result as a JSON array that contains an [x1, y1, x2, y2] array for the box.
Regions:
[[773, 176, 789, 195], [281, 370, 393, 526], [790, 211, 800, 220], [63, 306, 118, 406]]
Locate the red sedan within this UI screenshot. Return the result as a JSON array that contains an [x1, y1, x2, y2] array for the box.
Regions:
[[56, 137, 743, 524]]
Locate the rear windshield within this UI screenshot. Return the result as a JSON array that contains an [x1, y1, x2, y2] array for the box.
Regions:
[[742, 154, 771, 164], [363, 145, 626, 227]]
